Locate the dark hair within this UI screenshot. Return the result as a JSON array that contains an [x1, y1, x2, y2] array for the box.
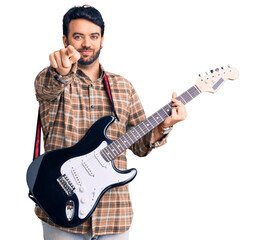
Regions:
[[63, 5, 105, 38]]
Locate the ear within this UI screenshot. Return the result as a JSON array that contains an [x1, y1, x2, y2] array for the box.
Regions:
[[100, 36, 104, 49], [63, 35, 68, 48]]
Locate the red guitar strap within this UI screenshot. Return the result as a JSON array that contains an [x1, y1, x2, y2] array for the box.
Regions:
[[33, 110, 41, 160], [102, 73, 120, 122], [33, 73, 119, 160]]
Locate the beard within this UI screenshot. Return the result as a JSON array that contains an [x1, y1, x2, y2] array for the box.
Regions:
[[77, 47, 101, 66]]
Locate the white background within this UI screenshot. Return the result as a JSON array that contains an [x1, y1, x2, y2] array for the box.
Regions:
[[1, 0, 264, 239]]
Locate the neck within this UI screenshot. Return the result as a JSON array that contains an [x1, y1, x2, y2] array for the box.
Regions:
[[78, 60, 100, 81]]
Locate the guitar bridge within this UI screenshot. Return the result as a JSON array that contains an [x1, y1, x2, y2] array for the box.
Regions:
[[57, 174, 75, 197]]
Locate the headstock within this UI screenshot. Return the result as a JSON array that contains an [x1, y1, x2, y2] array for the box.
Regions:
[[196, 65, 239, 93]]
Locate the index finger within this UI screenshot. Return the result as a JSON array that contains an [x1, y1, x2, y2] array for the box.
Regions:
[[66, 45, 77, 57]]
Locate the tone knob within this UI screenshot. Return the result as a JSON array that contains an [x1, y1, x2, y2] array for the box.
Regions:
[[81, 198, 87, 203], [79, 186, 85, 192]]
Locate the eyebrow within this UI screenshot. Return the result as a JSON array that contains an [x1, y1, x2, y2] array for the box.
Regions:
[[72, 32, 100, 36], [73, 32, 84, 36]]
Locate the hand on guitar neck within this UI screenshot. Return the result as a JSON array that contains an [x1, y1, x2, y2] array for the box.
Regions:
[[154, 92, 187, 141]]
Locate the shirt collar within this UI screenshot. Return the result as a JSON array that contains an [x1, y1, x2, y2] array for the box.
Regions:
[[74, 63, 105, 83]]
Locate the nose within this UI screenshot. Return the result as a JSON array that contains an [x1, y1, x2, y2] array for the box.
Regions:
[[81, 36, 91, 48]]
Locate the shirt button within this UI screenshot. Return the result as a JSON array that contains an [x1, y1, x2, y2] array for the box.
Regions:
[[91, 105, 95, 109]]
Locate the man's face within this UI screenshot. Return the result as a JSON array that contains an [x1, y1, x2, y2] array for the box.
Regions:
[[63, 19, 104, 66]]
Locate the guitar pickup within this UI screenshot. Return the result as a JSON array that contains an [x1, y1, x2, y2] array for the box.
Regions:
[[57, 174, 75, 197]]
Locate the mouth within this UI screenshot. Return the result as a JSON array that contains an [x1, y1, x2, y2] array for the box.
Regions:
[[81, 51, 93, 54], [79, 49, 93, 56]]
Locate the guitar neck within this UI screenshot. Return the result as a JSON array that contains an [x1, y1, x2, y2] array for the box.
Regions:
[[100, 85, 201, 162]]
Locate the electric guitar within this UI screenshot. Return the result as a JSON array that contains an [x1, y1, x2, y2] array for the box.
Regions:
[[26, 66, 239, 228]]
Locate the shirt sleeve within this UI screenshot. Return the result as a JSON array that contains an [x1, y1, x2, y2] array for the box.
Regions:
[[34, 64, 77, 102], [127, 84, 168, 157]]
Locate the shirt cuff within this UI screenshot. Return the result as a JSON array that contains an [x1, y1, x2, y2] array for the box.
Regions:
[[151, 132, 169, 149], [50, 63, 78, 84]]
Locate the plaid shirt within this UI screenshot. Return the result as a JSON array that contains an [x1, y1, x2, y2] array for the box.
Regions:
[[34, 63, 167, 237]]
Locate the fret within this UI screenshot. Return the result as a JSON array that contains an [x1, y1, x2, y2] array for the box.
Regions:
[[126, 131, 138, 144], [156, 109, 166, 120], [114, 139, 123, 151], [117, 138, 127, 150], [177, 95, 186, 104], [100, 149, 109, 160], [138, 122, 150, 134], [181, 91, 192, 103], [161, 104, 172, 117], [148, 116, 158, 126], [112, 141, 121, 153], [108, 145, 116, 155], [105, 147, 116, 159], [100, 150, 110, 162], [112, 142, 121, 152], [117, 143, 124, 152], [160, 108, 168, 117], [145, 120, 153, 131], [152, 112, 164, 125], [110, 143, 120, 155], [134, 125, 145, 136], [124, 131, 134, 145], [119, 136, 130, 148], [187, 91, 193, 98], [194, 85, 201, 94], [157, 111, 165, 121], [145, 118, 155, 129], [187, 86, 197, 97], [131, 128, 141, 139], [188, 86, 200, 98], [101, 148, 114, 161]]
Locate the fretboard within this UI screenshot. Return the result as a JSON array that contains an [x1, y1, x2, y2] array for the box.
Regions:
[[100, 85, 201, 162]]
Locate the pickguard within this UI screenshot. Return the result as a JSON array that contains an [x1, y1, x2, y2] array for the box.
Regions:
[[60, 141, 136, 219]]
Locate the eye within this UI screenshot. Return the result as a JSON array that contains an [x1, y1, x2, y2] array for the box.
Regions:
[[74, 35, 83, 40], [91, 35, 99, 40]]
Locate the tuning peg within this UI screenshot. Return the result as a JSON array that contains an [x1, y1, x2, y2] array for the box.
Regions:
[[198, 73, 204, 77], [221, 65, 231, 70], [210, 69, 214, 74], [215, 68, 220, 72]]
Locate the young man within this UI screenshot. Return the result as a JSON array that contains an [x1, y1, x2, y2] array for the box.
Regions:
[[34, 5, 187, 240]]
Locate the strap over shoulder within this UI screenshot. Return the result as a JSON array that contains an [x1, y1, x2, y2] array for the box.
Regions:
[[33, 109, 41, 160], [102, 73, 120, 122]]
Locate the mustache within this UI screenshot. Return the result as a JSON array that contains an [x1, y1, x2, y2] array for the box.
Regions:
[[77, 45, 103, 52], [78, 47, 93, 52]]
